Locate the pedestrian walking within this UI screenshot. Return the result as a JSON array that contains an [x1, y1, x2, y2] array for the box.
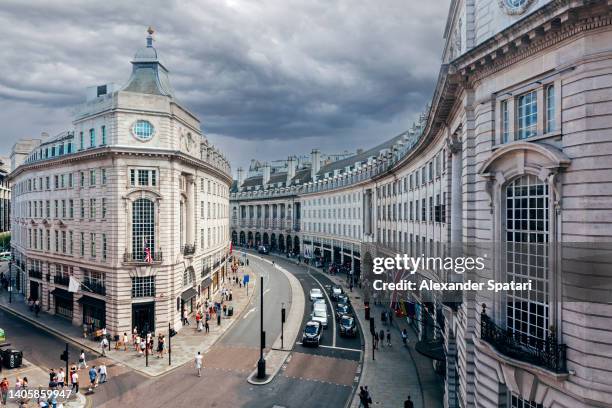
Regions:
[[204, 320, 210, 333], [386, 329, 391, 347], [98, 364, 107, 384], [123, 333, 129, 351], [139, 338, 146, 357], [183, 310, 190, 326], [194, 352, 203, 377], [70, 370, 79, 394], [374, 332, 379, 349], [1, 377, 8, 406], [358, 385, 372, 408], [78, 350, 87, 369], [87, 366, 97, 392], [157, 335, 165, 358], [401, 329, 408, 347], [379, 329, 385, 348], [100, 336, 109, 356], [57, 368, 65, 389], [48, 369, 57, 389], [404, 395, 414, 408]]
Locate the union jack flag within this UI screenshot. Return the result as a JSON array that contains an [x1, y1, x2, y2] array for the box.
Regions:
[[144, 247, 153, 263]]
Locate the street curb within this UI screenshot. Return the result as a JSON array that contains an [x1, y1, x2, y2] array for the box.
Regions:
[[0, 266, 259, 379], [0, 303, 100, 357]]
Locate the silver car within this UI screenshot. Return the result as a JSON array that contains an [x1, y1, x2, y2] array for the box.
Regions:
[[311, 308, 328, 328], [309, 288, 324, 302]]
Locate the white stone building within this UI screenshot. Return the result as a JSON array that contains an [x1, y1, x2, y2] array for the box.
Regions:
[[231, 1, 612, 406], [9, 29, 232, 337]]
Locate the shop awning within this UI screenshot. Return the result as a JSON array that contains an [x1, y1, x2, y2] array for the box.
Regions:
[[181, 287, 198, 301], [201, 277, 211, 289], [78, 295, 105, 309], [415, 339, 445, 361], [50, 288, 73, 300]]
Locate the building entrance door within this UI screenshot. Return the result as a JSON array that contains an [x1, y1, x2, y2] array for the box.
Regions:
[[132, 302, 155, 335], [29, 281, 39, 301]]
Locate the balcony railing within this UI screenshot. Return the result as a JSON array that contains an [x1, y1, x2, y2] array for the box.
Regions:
[[28, 269, 43, 279], [82, 278, 106, 296], [53, 275, 70, 286], [480, 305, 566, 373], [182, 244, 196, 256], [123, 252, 163, 264]]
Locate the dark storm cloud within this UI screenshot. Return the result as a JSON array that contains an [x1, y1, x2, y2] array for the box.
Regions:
[[0, 0, 447, 169]]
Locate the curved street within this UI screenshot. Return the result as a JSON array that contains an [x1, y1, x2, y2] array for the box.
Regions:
[[0, 253, 364, 408]]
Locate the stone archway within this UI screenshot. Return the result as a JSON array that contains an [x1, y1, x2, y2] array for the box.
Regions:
[[247, 231, 254, 247], [231, 231, 238, 245], [263, 233, 269, 246], [255, 232, 261, 246], [270, 234, 277, 251], [239, 231, 246, 245], [286, 235, 292, 253], [293, 236, 300, 254], [279, 234, 285, 252]]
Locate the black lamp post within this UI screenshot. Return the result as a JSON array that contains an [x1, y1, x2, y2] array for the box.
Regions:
[[256, 275, 266, 379]]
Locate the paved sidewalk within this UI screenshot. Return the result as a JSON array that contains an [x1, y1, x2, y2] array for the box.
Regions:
[[312, 268, 444, 408], [0, 268, 256, 377], [0, 358, 86, 407]]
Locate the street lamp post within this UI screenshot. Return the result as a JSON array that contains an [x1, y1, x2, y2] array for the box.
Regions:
[[256, 275, 266, 379], [168, 323, 172, 366], [8, 262, 12, 303], [281, 302, 286, 350]]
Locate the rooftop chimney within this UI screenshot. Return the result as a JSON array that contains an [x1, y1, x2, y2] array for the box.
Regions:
[[236, 167, 244, 190], [311, 149, 321, 182], [262, 163, 271, 185], [286, 156, 297, 185]]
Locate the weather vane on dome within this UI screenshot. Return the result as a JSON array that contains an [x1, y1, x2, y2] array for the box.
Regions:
[[146, 26, 155, 47]]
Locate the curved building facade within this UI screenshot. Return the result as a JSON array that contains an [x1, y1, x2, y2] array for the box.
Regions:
[[231, 1, 612, 406], [9, 30, 232, 336]]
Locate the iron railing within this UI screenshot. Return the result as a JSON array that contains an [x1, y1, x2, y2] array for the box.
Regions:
[[123, 252, 163, 264], [480, 305, 566, 373], [182, 244, 196, 256], [28, 269, 43, 279], [82, 278, 106, 296], [53, 275, 70, 286]]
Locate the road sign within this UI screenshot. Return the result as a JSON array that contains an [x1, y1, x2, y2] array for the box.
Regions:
[[243, 274, 250, 285]]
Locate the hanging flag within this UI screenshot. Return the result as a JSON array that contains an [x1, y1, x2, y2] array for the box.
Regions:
[[144, 247, 153, 263], [229, 241, 233, 255], [68, 276, 80, 293]]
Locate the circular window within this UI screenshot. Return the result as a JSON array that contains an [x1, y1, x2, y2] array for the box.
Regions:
[[500, 0, 531, 14], [132, 120, 155, 141]]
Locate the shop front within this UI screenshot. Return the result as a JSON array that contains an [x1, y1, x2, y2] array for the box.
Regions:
[[51, 288, 73, 320], [200, 276, 212, 300], [181, 287, 197, 315], [79, 295, 106, 330], [132, 302, 155, 335], [29, 281, 40, 302], [212, 271, 219, 293]]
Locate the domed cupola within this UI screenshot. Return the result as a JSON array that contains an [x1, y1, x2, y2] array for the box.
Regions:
[[122, 27, 175, 97]]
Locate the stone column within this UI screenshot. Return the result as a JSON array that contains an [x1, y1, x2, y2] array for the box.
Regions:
[[186, 176, 196, 245]]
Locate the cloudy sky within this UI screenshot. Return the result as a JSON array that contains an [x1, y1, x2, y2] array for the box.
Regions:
[[0, 0, 448, 174]]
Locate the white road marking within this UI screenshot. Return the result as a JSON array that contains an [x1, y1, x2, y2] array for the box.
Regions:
[[263, 288, 271, 296], [307, 271, 337, 347], [243, 307, 257, 320], [295, 342, 361, 352]]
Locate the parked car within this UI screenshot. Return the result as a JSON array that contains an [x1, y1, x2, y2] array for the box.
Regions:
[[335, 303, 350, 321], [330, 286, 343, 300], [338, 315, 357, 338], [309, 288, 324, 302], [302, 321, 322, 346], [336, 293, 349, 305], [257, 246, 269, 255], [311, 309, 328, 328]]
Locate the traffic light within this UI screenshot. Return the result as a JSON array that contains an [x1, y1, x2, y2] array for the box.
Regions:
[[281, 308, 286, 323], [60, 350, 68, 362]]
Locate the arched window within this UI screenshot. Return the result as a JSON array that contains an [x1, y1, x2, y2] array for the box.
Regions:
[[132, 198, 155, 261], [505, 174, 549, 343]]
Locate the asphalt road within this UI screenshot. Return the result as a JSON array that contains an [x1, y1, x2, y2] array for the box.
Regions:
[[219, 256, 291, 348], [0, 254, 362, 408]]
